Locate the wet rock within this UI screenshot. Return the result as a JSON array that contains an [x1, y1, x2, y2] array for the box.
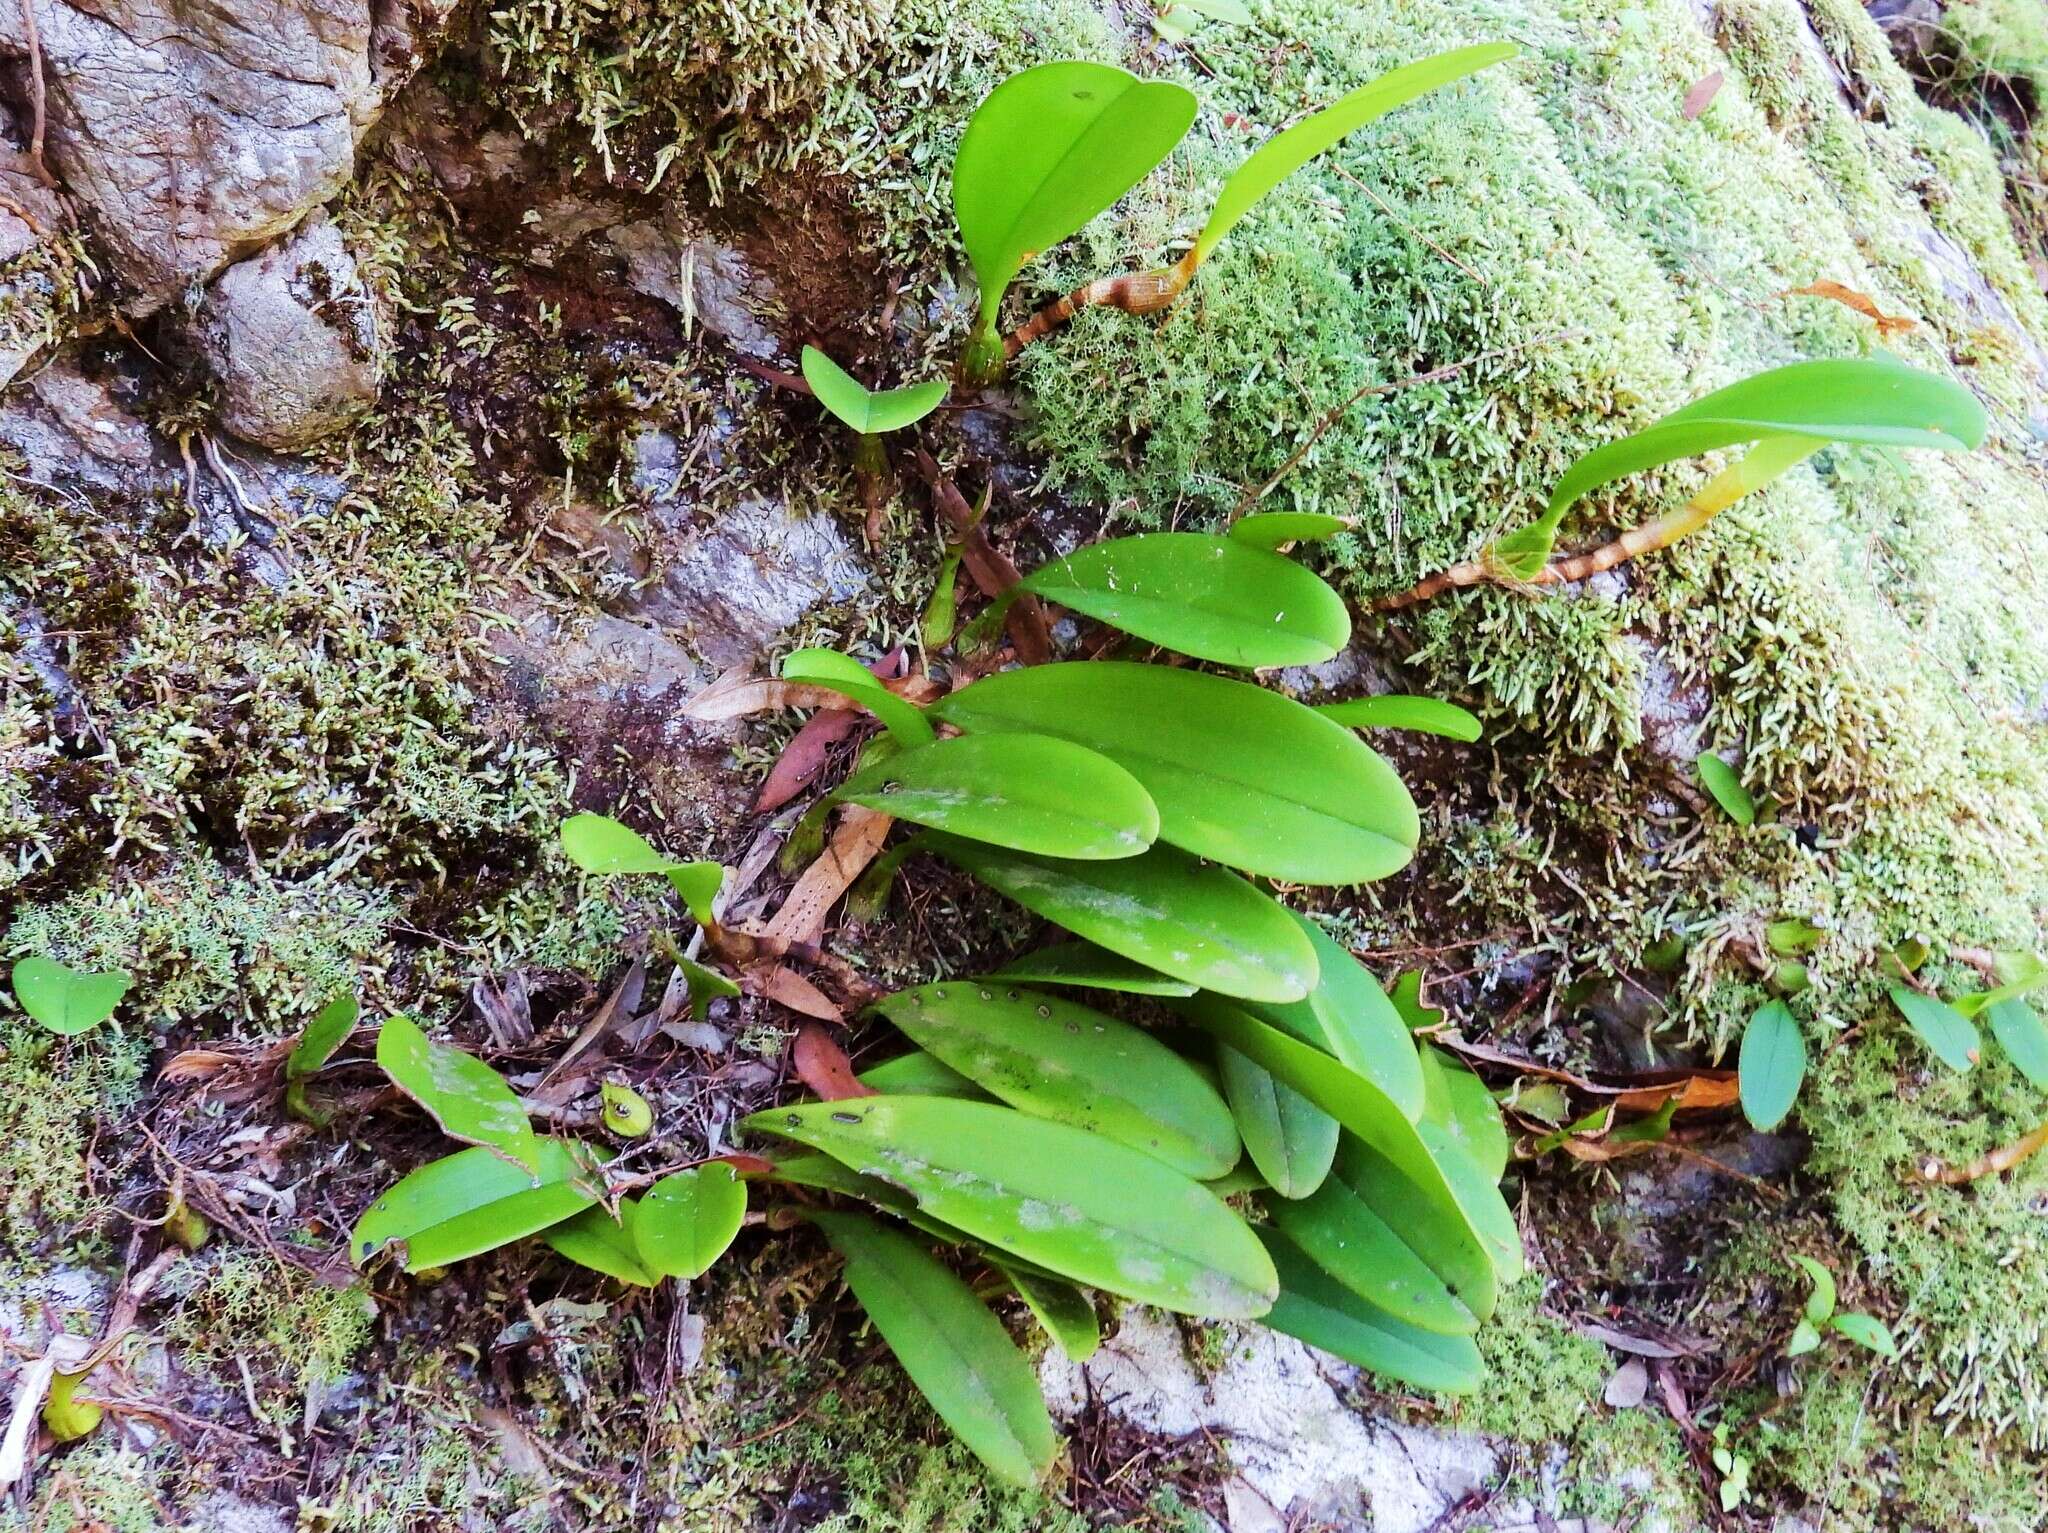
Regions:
[[0, 353, 167, 496], [0, 0, 456, 312], [607, 218, 781, 357], [196, 213, 383, 452]]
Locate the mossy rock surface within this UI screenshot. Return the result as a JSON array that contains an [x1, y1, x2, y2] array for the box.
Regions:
[[3, 0, 2048, 1526]]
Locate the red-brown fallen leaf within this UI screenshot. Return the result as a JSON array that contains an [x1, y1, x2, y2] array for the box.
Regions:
[[754, 650, 905, 813], [748, 965, 843, 1023], [159, 1049, 240, 1082], [792, 1023, 877, 1102], [765, 806, 895, 947], [1782, 280, 1917, 339], [716, 1151, 778, 1178], [1682, 69, 1723, 120], [1611, 1073, 1740, 1114], [911, 450, 1053, 665], [681, 671, 847, 722]]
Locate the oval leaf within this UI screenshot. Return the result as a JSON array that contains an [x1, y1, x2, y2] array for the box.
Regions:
[[811, 1210, 1057, 1486], [1887, 983, 1980, 1071], [876, 982, 1240, 1179], [800, 346, 947, 435], [1791, 1254, 1837, 1323], [747, 1097, 1278, 1318], [1258, 1228, 1483, 1394], [924, 832, 1319, 1003], [1195, 45, 1517, 261], [935, 662, 1418, 884], [1830, 1312, 1898, 1358], [1227, 511, 1353, 549], [1244, 914, 1426, 1119], [1317, 695, 1482, 742], [1738, 1001, 1807, 1132], [1017, 534, 1350, 668], [858, 1049, 994, 1099], [544, 1204, 659, 1286], [351, 1141, 602, 1269], [1218, 1043, 1339, 1199], [376, 1014, 542, 1174], [988, 941, 1196, 997], [10, 957, 130, 1036], [634, 1164, 747, 1280], [1988, 997, 2048, 1091], [560, 812, 674, 875], [288, 993, 360, 1080], [837, 732, 1158, 859], [1694, 752, 1756, 826], [953, 62, 1197, 327]]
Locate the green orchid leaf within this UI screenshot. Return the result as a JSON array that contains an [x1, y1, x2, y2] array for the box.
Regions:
[[875, 982, 1240, 1179], [1258, 1228, 1484, 1394], [1171, 0, 1254, 23], [1887, 983, 1980, 1071], [1987, 998, 2048, 1091], [543, 1203, 659, 1286], [376, 1014, 542, 1174], [923, 833, 1318, 1004], [953, 62, 1197, 333], [1226, 510, 1352, 549], [1418, 1045, 1509, 1184], [987, 941, 1196, 997], [1738, 1001, 1807, 1133], [781, 649, 935, 748], [746, 1097, 1278, 1318], [674, 957, 741, 1023], [1791, 1254, 1837, 1323], [812, 1210, 1057, 1487], [1696, 753, 1756, 826], [42, 1369, 102, 1444], [1765, 918, 1824, 957], [10, 957, 130, 1036], [600, 1082, 653, 1137], [1186, 998, 1504, 1315], [934, 662, 1417, 884], [995, 1258, 1101, 1360], [1829, 1312, 1898, 1358], [1015, 534, 1350, 668], [288, 993, 359, 1080], [800, 346, 947, 435], [1243, 914, 1425, 1119], [1218, 1043, 1339, 1199], [1389, 970, 1444, 1031], [857, 1049, 995, 1100], [560, 813, 723, 924], [836, 732, 1158, 859], [1494, 359, 1988, 576], [1262, 1144, 1478, 1335], [1786, 1318, 1822, 1357], [665, 864, 726, 926], [351, 1141, 604, 1270], [1952, 951, 2048, 1017], [1316, 695, 1482, 742], [1196, 45, 1515, 263], [634, 1164, 747, 1280]]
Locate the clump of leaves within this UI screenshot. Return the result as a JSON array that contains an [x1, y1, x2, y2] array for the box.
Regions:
[[1785, 1255, 1897, 1359]]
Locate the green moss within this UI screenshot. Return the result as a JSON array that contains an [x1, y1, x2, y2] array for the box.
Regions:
[[162, 1251, 376, 1410], [0, 1023, 145, 1262], [0, 1443, 168, 1533]]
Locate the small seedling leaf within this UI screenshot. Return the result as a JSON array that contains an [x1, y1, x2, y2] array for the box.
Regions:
[[1887, 983, 1980, 1071], [1226, 510, 1351, 549], [811, 1210, 1057, 1487], [1738, 1001, 1807, 1132], [376, 1014, 543, 1173], [288, 993, 360, 1081], [836, 732, 1159, 859], [800, 346, 947, 435], [41, 1370, 102, 1444], [543, 1204, 659, 1286], [1016, 533, 1350, 668], [1317, 695, 1482, 741], [601, 1082, 654, 1137], [1988, 998, 2048, 1091], [560, 812, 674, 875], [1695, 753, 1755, 826], [1786, 1318, 1822, 1357], [1790, 1255, 1837, 1323], [1829, 1312, 1898, 1358], [634, 1164, 748, 1280], [10, 957, 130, 1036]]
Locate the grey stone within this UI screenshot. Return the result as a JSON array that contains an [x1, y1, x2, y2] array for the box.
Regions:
[[607, 219, 781, 357]]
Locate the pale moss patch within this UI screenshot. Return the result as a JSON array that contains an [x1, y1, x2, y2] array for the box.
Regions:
[[161, 1250, 376, 1410], [0, 1024, 145, 1261]]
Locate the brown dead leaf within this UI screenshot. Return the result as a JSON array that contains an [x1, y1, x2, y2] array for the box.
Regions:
[[765, 806, 895, 947], [1915, 1118, 2048, 1184], [1783, 279, 1917, 339], [912, 450, 1053, 664], [1681, 69, 1723, 119], [792, 1023, 877, 1102], [1611, 1073, 1740, 1113], [159, 1050, 240, 1083], [748, 965, 843, 1023], [681, 670, 847, 722], [754, 649, 906, 813], [541, 957, 645, 1086]]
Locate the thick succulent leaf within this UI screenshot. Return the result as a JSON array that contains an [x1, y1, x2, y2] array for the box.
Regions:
[[858, 1049, 994, 1099], [543, 1204, 659, 1286], [1218, 1043, 1338, 1199], [876, 982, 1239, 1179], [1227, 510, 1352, 549], [746, 1097, 1278, 1318], [1264, 1154, 1476, 1334], [934, 662, 1418, 884], [1988, 998, 2048, 1091], [1187, 999, 1501, 1318], [781, 649, 935, 747], [800, 346, 946, 435], [1244, 915, 1425, 1118], [1888, 983, 1981, 1071], [952, 62, 1197, 327], [1737, 1001, 1807, 1132], [1316, 696, 1481, 742], [10, 957, 129, 1036], [1195, 45, 1517, 260], [634, 1165, 748, 1280], [988, 941, 1196, 996], [1259, 1229, 1483, 1393], [995, 1258, 1101, 1360], [837, 732, 1158, 859], [351, 1141, 602, 1270], [1418, 1045, 1509, 1183], [376, 1014, 542, 1173], [1016, 534, 1349, 668], [287, 994, 360, 1080], [811, 1210, 1057, 1487], [924, 833, 1318, 1003]]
